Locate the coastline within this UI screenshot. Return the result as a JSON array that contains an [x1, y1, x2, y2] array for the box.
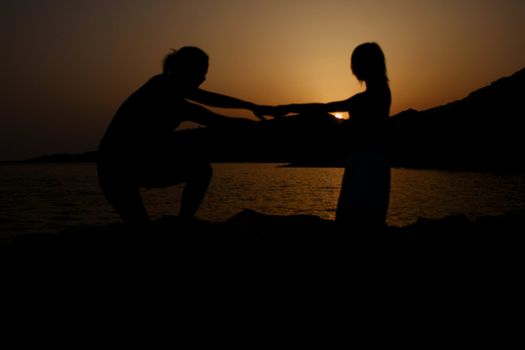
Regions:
[[4, 155, 524, 174], [2, 208, 524, 263]]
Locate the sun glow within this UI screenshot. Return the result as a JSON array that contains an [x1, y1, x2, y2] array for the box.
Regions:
[[331, 112, 346, 120]]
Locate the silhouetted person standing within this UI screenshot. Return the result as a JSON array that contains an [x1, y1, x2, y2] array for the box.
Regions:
[[270, 43, 391, 232], [98, 47, 263, 233]]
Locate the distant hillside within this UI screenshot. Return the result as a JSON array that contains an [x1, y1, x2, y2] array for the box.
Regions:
[[387, 67, 525, 170], [21, 151, 97, 163], [22, 67, 525, 171]]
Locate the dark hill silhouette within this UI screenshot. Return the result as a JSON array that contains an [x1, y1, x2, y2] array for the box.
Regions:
[[388, 67, 525, 171], [21, 67, 525, 171]]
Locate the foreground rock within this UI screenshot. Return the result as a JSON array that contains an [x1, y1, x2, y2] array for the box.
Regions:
[[2, 209, 524, 270]]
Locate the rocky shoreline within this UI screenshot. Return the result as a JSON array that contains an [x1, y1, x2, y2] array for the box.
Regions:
[[2, 209, 524, 267]]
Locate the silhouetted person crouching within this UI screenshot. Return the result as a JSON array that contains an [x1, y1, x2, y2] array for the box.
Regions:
[[98, 47, 264, 233]]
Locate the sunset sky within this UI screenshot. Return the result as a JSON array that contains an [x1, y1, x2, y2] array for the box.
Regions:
[[1, 0, 524, 160]]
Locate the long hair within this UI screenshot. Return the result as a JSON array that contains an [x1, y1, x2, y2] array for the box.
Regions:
[[351, 42, 388, 83], [163, 46, 209, 75]]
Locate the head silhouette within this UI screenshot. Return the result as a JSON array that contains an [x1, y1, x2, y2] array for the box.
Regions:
[[351, 42, 388, 84], [163, 47, 209, 89]]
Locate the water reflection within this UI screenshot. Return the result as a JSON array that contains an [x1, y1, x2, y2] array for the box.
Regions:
[[1, 163, 524, 238]]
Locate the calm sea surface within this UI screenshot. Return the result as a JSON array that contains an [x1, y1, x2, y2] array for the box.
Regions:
[[1, 163, 524, 241]]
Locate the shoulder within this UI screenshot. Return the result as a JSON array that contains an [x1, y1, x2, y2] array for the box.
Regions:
[[363, 85, 391, 104], [347, 87, 390, 113], [141, 74, 184, 97], [128, 75, 165, 96], [144, 74, 168, 88], [347, 92, 366, 107]]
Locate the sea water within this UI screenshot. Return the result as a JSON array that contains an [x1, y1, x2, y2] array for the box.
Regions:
[[1, 163, 524, 241]]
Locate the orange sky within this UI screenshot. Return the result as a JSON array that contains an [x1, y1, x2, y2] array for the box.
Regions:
[[1, 0, 524, 160]]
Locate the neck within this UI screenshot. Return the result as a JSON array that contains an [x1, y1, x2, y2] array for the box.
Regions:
[[365, 79, 388, 90]]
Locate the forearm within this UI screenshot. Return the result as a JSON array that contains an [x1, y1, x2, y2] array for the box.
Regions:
[[182, 101, 256, 128], [279, 100, 349, 115], [279, 103, 330, 114], [188, 89, 255, 109]]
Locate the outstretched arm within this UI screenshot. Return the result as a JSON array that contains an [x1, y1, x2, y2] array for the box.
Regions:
[[186, 89, 267, 120], [187, 89, 254, 109], [276, 98, 352, 116], [180, 101, 257, 128]]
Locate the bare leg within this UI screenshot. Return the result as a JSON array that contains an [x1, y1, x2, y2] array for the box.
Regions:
[[179, 162, 213, 221]]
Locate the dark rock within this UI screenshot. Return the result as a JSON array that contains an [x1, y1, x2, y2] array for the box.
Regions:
[[2, 209, 523, 270]]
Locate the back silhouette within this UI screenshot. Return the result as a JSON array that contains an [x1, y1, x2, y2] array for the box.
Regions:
[[97, 47, 265, 233]]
